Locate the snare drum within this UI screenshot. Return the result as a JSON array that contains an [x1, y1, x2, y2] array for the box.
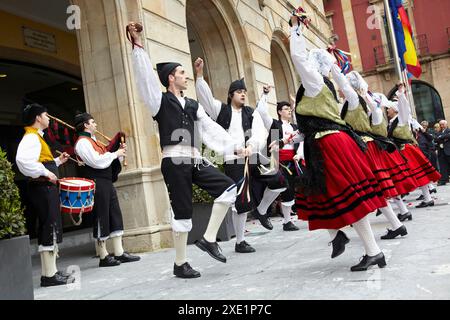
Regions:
[[59, 178, 95, 214]]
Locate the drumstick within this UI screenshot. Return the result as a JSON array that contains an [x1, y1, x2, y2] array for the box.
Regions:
[[56, 151, 85, 166]]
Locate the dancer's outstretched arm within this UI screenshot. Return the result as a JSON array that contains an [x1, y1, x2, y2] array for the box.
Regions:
[[195, 58, 222, 121], [331, 64, 359, 110]]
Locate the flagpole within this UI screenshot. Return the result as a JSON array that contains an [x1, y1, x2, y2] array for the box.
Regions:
[[383, 0, 403, 83]]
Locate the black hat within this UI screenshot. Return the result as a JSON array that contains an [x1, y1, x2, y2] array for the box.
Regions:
[[23, 103, 47, 126], [156, 62, 182, 87], [74, 112, 94, 132], [228, 78, 247, 95]]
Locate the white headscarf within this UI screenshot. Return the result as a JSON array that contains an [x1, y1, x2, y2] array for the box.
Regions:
[[308, 49, 336, 77], [346, 71, 368, 93]]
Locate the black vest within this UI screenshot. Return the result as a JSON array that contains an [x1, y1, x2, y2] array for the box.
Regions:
[[267, 120, 299, 155], [153, 92, 199, 150], [79, 164, 113, 181], [43, 161, 59, 178], [216, 103, 254, 142]]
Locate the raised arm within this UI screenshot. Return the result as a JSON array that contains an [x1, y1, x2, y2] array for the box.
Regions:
[[128, 23, 162, 117], [246, 110, 269, 153], [290, 18, 324, 98], [365, 93, 383, 126], [331, 64, 359, 110], [396, 85, 411, 126], [255, 85, 274, 131], [194, 58, 222, 121]]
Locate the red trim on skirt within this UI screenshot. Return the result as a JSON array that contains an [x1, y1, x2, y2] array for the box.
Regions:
[[295, 132, 386, 231], [401, 144, 441, 187], [280, 149, 295, 162], [365, 142, 417, 198]]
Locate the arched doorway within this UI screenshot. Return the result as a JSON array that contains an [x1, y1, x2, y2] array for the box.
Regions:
[[186, 0, 254, 104], [270, 30, 296, 103], [388, 80, 445, 124]]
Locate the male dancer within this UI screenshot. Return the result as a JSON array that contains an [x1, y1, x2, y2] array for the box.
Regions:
[[128, 22, 239, 278], [16, 103, 75, 287], [256, 99, 303, 231], [74, 113, 141, 267], [195, 58, 287, 253]]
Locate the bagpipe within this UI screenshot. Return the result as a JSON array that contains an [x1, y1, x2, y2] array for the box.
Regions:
[[46, 114, 127, 183]]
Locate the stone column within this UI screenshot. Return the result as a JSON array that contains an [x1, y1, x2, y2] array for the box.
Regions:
[[73, 0, 173, 252]]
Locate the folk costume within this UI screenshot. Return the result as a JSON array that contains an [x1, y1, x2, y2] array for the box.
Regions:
[[290, 24, 387, 271], [16, 104, 74, 287], [132, 46, 238, 278], [74, 113, 140, 267], [196, 76, 287, 253]]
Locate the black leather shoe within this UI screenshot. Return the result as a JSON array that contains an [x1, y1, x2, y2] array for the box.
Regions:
[[430, 188, 437, 194], [416, 195, 425, 201], [381, 225, 408, 240], [173, 262, 201, 279], [235, 241, 256, 253], [195, 238, 227, 263], [115, 252, 141, 263], [252, 209, 273, 230], [283, 221, 300, 231], [41, 273, 74, 287], [416, 200, 434, 208], [56, 270, 72, 278], [351, 252, 387, 271], [376, 209, 382, 217], [99, 255, 121, 267], [397, 212, 412, 222], [329, 230, 350, 259]]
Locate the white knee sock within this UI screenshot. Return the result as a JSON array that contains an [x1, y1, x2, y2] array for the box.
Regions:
[[328, 229, 338, 241], [281, 203, 292, 224], [428, 183, 436, 192], [111, 236, 124, 257], [40, 251, 58, 277], [173, 232, 188, 267], [232, 210, 247, 244], [393, 197, 409, 214], [420, 186, 432, 202], [203, 202, 229, 243], [257, 188, 284, 215], [353, 216, 381, 257], [380, 203, 403, 230], [95, 240, 109, 260]]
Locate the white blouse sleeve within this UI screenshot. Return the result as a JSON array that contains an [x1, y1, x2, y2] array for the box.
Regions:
[[255, 93, 274, 131], [16, 135, 50, 178], [396, 90, 411, 126], [195, 76, 223, 121], [196, 104, 237, 156], [331, 64, 359, 110], [290, 27, 324, 98], [132, 47, 163, 117], [246, 110, 269, 152], [365, 93, 383, 126], [75, 139, 118, 170]]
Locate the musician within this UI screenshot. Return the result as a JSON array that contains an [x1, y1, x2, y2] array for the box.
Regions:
[[74, 113, 140, 267], [16, 103, 74, 287]]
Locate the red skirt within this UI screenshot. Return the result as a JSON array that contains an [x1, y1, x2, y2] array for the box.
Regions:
[[295, 132, 387, 231], [400, 144, 441, 187], [365, 142, 417, 197]]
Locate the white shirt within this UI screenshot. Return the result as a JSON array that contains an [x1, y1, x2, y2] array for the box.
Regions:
[[195, 76, 268, 161], [290, 26, 324, 98], [16, 129, 61, 178], [396, 90, 411, 126], [330, 64, 359, 110], [132, 47, 237, 159], [75, 135, 118, 169]]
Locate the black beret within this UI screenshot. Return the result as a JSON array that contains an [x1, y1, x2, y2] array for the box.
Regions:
[[74, 112, 94, 131], [156, 62, 182, 87], [228, 78, 247, 95], [23, 103, 47, 126]]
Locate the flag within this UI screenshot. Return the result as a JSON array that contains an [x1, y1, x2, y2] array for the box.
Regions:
[[388, 0, 422, 78], [398, 5, 422, 78]]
